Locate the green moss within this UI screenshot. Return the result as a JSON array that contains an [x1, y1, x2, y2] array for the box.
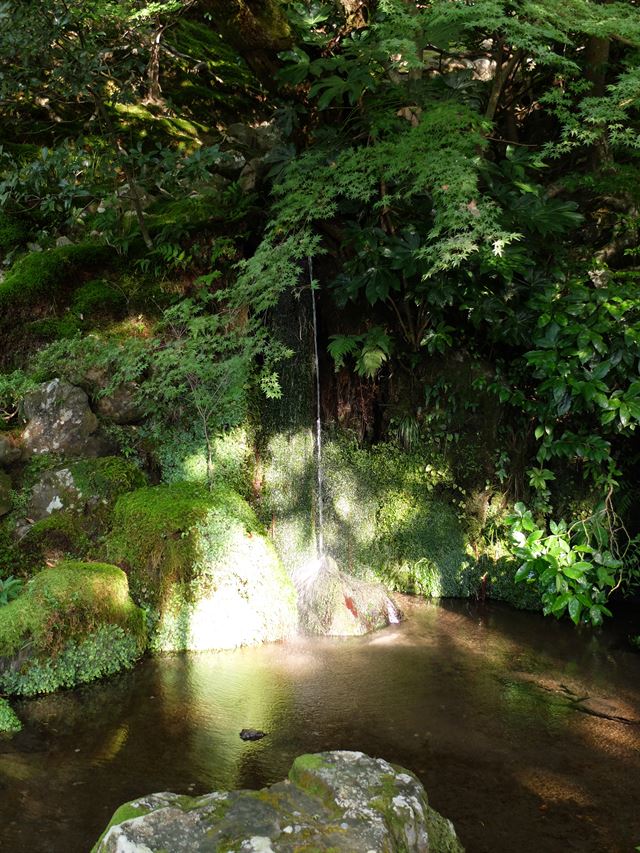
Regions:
[[145, 192, 236, 235], [70, 456, 146, 505], [25, 315, 82, 342], [72, 278, 127, 317], [90, 802, 151, 853], [0, 561, 146, 660], [113, 102, 209, 144], [106, 482, 213, 605], [0, 242, 112, 309], [107, 482, 298, 651], [0, 697, 22, 734], [0, 212, 28, 251], [21, 512, 90, 564]]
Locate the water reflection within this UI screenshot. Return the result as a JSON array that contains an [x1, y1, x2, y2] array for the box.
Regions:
[[1, 597, 639, 853]]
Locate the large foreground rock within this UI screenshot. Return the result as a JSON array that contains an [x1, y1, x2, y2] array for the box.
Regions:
[[93, 751, 464, 853]]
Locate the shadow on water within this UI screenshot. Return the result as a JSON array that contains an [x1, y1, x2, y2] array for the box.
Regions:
[[1, 597, 639, 853]]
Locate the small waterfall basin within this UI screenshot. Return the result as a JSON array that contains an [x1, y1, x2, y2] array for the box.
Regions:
[[1, 596, 639, 852]]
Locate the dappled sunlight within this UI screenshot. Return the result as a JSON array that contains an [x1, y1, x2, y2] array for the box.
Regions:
[[513, 766, 595, 808]]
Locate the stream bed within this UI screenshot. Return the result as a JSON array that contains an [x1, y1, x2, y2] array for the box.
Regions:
[[1, 597, 639, 853]]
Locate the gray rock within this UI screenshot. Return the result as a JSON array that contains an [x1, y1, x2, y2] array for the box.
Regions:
[[28, 467, 84, 521], [293, 555, 402, 637], [0, 435, 21, 466], [94, 751, 464, 853], [95, 385, 144, 425], [215, 149, 247, 177], [0, 470, 12, 516], [27, 457, 145, 522], [22, 379, 106, 457]]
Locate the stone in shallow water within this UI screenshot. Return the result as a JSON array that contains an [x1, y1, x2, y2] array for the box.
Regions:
[[93, 750, 464, 853]]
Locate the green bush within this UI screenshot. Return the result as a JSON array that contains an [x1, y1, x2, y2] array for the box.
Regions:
[[0, 697, 21, 733], [0, 212, 27, 251], [0, 625, 141, 696]]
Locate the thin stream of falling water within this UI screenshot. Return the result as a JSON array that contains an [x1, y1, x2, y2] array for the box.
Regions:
[[309, 256, 324, 559]]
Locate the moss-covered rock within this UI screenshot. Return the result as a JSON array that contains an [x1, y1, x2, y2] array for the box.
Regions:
[[93, 751, 463, 853], [106, 482, 298, 652], [0, 242, 112, 310], [28, 456, 145, 523], [0, 561, 146, 696]]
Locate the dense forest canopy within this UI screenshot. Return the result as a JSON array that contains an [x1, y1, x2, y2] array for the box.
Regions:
[[1, 0, 640, 630]]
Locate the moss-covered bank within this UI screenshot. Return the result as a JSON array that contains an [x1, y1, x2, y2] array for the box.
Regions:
[[0, 561, 146, 696]]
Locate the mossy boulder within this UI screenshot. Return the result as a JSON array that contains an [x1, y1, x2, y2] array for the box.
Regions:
[[106, 482, 298, 652], [22, 378, 110, 458], [27, 456, 145, 524], [0, 561, 146, 696], [0, 242, 112, 311], [93, 751, 463, 853]]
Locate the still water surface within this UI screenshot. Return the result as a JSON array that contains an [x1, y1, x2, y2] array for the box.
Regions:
[[1, 597, 639, 853]]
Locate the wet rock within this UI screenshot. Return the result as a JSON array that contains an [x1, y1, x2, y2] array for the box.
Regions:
[[0, 435, 21, 466], [294, 555, 401, 637], [0, 470, 12, 516], [94, 751, 464, 853], [22, 379, 107, 458], [240, 728, 267, 741]]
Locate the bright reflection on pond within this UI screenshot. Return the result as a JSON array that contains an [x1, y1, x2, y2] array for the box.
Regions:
[[1, 597, 639, 853]]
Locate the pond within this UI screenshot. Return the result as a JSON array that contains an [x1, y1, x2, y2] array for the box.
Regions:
[[1, 597, 639, 852]]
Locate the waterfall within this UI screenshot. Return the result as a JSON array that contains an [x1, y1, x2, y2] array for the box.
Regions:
[[309, 256, 324, 559]]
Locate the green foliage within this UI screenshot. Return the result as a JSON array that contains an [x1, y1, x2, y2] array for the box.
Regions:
[[0, 624, 141, 697], [0, 561, 146, 662], [0, 697, 21, 734], [0, 574, 22, 606], [0, 369, 36, 420], [506, 502, 619, 625], [0, 210, 27, 251], [328, 327, 392, 378]]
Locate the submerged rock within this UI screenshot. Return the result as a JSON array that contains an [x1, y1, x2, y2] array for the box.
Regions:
[[294, 555, 401, 637], [93, 750, 463, 853], [239, 728, 267, 741]]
